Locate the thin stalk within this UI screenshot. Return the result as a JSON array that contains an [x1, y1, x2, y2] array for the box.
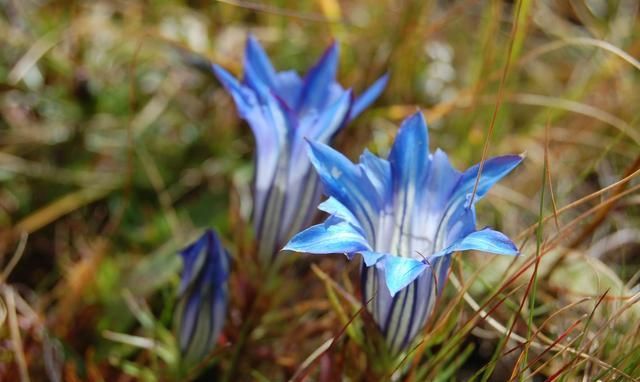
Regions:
[[518, 122, 547, 380]]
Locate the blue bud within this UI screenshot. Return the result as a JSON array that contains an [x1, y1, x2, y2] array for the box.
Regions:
[[175, 229, 230, 365]]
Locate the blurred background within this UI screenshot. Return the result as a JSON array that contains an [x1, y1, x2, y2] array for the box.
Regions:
[[0, 0, 639, 380]]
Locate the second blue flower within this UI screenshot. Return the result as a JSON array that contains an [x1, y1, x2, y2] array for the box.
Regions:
[[213, 36, 388, 264]]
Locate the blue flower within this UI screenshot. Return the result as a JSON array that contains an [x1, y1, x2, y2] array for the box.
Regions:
[[284, 112, 522, 352], [212, 36, 388, 264], [174, 229, 230, 365]]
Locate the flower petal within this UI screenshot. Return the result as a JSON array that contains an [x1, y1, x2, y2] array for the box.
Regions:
[[415, 149, 462, 251], [212, 64, 290, 234], [389, 111, 430, 194], [382, 255, 428, 297], [318, 197, 359, 227], [456, 154, 524, 203], [433, 227, 519, 258], [387, 112, 431, 258], [274, 70, 303, 108], [349, 73, 389, 120], [243, 35, 278, 90], [212, 64, 256, 114], [290, 91, 352, 181], [299, 90, 352, 144], [283, 218, 371, 255], [177, 237, 207, 295], [360, 149, 392, 204], [307, 140, 381, 239], [296, 42, 339, 112], [384, 268, 436, 353], [424, 149, 461, 211], [359, 250, 386, 266]]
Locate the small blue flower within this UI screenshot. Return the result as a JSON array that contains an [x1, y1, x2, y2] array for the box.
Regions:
[[174, 229, 230, 365], [213, 36, 388, 264], [284, 112, 523, 352]]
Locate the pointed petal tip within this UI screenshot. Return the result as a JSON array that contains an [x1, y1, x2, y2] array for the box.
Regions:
[[281, 235, 307, 253], [435, 228, 520, 258], [334, 88, 353, 104], [401, 110, 427, 131], [348, 74, 387, 120], [281, 244, 293, 252], [326, 40, 339, 54], [305, 139, 333, 158], [211, 63, 237, 85], [211, 63, 224, 76], [382, 255, 429, 297], [281, 241, 303, 254], [305, 137, 320, 151], [247, 33, 258, 43], [495, 153, 525, 171], [433, 147, 450, 159], [369, 72, 389, 91], [246, 34, 266, 52], [316, 40, 339, 66]]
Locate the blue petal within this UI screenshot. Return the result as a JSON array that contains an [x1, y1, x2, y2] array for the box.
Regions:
[[424, 149, 461, 209], [414, 149, 462, 247], [387, 112, 431, 253], [298, 90, 352, 143], [274, 70, 303, 108], [455, 154, 524, 203], [296, 42, 339, 112], [178, 289, 201, 351], [307, 141, 381, 238], [212, 64, 255, 115], [281, 91, 352, 234], [433, 228, 519, 258], [289, 91, 352, 181], [213, 63, 289, 223], [359, 250, 386, 266], [178, 239, 206, 294], [349, 73, 389, 121], [318, 197, 359, 227], [360, 149, 392, 204], [283, 218, 371, 255], [382, 255, 428, 297], [205, 230, 231, 286], [443, 199, 477, 243], [389, 112, 430, 196], [276, 169, 323, 258], [243, 35, 277, 90]]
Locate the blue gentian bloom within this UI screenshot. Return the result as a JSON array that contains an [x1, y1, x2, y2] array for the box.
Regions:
[[174, 229, 230, 365], [284, 112, 523, 352], [212, 36, 388, 264]]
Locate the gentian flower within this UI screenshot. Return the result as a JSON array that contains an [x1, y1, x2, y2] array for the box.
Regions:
[[212, 36, 388, 264], [284, 112, 523, 352], [174, 229, 230, 365]]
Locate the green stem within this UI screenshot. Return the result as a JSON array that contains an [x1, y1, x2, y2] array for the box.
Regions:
[[222, 306, 257, 382], [222, 259, 282, 381]]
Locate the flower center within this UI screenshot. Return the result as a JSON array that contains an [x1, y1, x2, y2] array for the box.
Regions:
[[374, 211, 437, 260]]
